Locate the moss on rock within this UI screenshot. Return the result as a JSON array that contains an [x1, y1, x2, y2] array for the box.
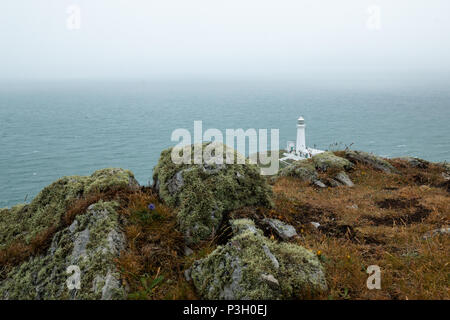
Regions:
[[312, 151, 354, 172], [0, 201, 127, 300], [0, 168, 138, 249], [345, 150, 398, 173], [278, 159, 318, 182], [189, 219, 327, 299], [396, 157, 430, 169], [153, 142, 273, 245]]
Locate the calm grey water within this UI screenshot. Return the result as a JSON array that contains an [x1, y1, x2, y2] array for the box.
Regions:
[[1, 80, 449, 208]]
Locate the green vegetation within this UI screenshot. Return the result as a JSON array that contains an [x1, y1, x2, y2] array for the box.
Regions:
[[153, 142, 273, 244]]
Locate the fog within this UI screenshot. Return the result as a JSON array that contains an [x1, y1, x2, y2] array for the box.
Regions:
[[1, 0, 449, 82]]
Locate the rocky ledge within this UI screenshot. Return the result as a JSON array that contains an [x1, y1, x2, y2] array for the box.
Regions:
[[0, 169, 138, 299]]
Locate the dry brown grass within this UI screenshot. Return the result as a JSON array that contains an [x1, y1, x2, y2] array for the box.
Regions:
[[0, 186, 132, 279], [116, 188, 202, 299], [230, 158, 449, 300]]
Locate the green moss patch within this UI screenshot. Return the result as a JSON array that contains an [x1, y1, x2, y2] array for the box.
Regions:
[[278, 159, 318, 182], [0, 168, 138, 249], [190, 219, 327, 299], [153, 142, 273, 244]]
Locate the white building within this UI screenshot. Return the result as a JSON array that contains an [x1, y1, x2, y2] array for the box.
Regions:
[[280, 116, 324, 164]]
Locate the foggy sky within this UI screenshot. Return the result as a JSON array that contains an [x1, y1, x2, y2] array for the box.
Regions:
[[1, 0, 449, 81]]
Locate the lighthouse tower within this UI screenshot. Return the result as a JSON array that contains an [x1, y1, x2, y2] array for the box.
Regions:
[[296, 116, 306, 154], [280, 116, 324, 165]]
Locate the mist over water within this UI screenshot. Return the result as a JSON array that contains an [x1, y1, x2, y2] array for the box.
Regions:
[[1, 79, 449, 208]]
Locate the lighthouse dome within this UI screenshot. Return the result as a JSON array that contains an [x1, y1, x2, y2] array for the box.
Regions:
[[297, 116, 305, 125]]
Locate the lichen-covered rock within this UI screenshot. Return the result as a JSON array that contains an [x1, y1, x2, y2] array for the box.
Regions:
[[189, 219, 327, 299], [0, 168, 138, 249], [152, 142, 273, 245], [334, 171, 354, 187], [0, 201, 127, 300], [278, 160, 318, 182], [262, 218, 298, 240], [312, 152, 354, 172], [345, 150, 397, 173], [397, 157, 430, 169]]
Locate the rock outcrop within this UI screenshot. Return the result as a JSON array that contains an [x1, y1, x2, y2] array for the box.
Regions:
[[0, 168, 139, 300], [397, 157, 430, 169], [278, 160, 318, 182], [262, 218, 298, 240], [189, 219, 327, 299], [278, 152, 355, 188], [0, 168, 138, 249], [312, 151, 354, 172], [345, 150, 397, 173], [0, 201, 127, 300], [153, 142, 273, 245]]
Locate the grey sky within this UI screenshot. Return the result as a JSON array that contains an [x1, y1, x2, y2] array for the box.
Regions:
[[1, 0, 449, 80]]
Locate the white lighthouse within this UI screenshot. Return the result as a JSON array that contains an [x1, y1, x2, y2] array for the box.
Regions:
[[296, 116, 306, 154], [280, 116, 324, 164]]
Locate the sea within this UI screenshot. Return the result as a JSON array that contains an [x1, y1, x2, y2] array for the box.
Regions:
[[1, 79, 449, 208]]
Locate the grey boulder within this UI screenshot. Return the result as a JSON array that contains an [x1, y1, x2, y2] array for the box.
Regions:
[[262, 218, 298, 240]]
